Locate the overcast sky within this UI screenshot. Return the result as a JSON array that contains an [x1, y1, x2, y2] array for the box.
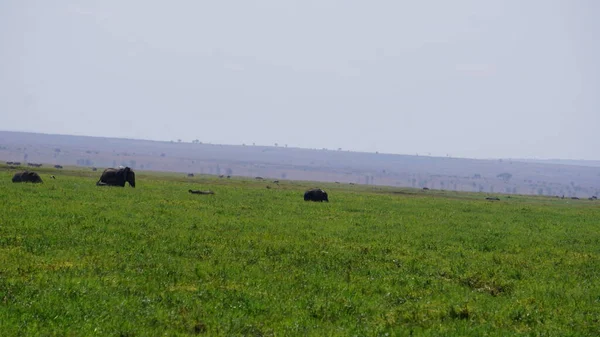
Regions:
[[1, 1, 598, 160]]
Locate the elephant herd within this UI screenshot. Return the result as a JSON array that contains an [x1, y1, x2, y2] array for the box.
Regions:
[[11, 167, 136, 187], [11, 166, 329, 201]]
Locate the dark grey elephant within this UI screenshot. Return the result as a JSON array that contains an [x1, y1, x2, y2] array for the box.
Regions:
[[304, 188, 329, 202], [96, 167, 136, 187], [189, 189, 214, 195], [12, 171, 43, 183]]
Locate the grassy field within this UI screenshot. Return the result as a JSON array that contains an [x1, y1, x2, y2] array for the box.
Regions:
[[1, 166, 599, 336]]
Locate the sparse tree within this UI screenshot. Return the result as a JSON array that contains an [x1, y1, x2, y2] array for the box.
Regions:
[[497, 172, 512, 182]]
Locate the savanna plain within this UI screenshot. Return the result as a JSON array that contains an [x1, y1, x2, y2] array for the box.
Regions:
[[1, 166, 599, 336]]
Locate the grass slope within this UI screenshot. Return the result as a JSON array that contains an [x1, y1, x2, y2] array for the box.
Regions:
[[1, 167, 599, 336]]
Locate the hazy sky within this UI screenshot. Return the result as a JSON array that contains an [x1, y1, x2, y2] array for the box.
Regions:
[[1, 1, 598, 159]]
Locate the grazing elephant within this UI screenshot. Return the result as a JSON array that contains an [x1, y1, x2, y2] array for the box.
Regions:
[[96, 167, 135, 187], [12, 171, 43, 183], [189, 189, 214, 195], [304, 188, 329, 202]]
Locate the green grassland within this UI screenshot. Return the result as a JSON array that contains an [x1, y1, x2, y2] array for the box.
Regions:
[[1, 166, 599, 336]]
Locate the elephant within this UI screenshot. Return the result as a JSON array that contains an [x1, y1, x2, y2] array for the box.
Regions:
[[304, 188, 329, 202], [96, 167, 135, 187], [189, 189, 214, 195], [12, 171, 43, 183]]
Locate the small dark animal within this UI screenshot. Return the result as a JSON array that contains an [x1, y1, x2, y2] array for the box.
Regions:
[[6, 161, 13, 165], [304, 188, 329, 202], [12, 171, 43, 183], [188, 189, 214, 195], [187, 173, 194, 177], [92, 167, 98, 171], [571, 197, 580, 200], [219, 175, 224, 178], [50, 175, 56, 179], [227, 175, 231, 179], [592, 196, 598, 200], [485, 197, 500, 201], [273, 180, 279, 184], [266, 185, 271, 189], [588, 197, 595, 201], [54, 165, 63, 169], [422, 187, 430, 190], [96, 167, 135, 187], [13, 162, 21, 166]]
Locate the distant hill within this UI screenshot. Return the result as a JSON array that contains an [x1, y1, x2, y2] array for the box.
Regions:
[[509, 158, 600, 168], [1, 130, 599, 198]]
